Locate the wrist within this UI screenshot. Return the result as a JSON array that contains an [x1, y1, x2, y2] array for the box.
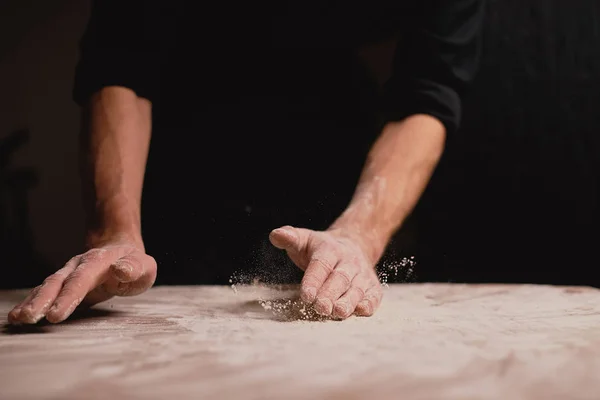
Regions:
[[327, 220, 390, 266], [86, 227, 144, 251], [85, 195, 144, 250]]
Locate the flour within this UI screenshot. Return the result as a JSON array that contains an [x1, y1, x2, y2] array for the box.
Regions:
[[228, 253, 417, 320], [227, 275, 330, 321], [3, 284, 600, 400], [377, 256, 417, 286], [257, 296, 327, 321], [228, 278, 238, 294]]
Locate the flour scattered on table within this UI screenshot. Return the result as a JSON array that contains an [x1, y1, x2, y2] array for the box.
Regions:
[[228, 269, 330, 321], [257, 297, 327, 322], [226, 249, 417, 321]]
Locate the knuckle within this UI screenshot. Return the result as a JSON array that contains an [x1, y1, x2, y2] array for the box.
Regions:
[[332, 269, 353, 286], [119, 243, 137, 252], [80, 248, 107, 263], [308, 268, 329, 283], [56, 287, 79, 301], [43, 273, 64, 285], [30, 284, 43, 295], [62, 271, 86, 290], [26, 285, 44, 301], [113, 257, 136, 271], [352, 285, 366, 299], [120, 255, 148, 274], [319, 288, 338, 299], [311, 257, 335, 273], [55, 264, 75, 278], [128, 250, 149, 263], [302, 277, 320, 288], [66, 255, 80, 265]]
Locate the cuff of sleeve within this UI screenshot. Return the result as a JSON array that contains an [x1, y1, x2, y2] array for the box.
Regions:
[[72, 49, 157, 106], [382, 78, 462, 136]]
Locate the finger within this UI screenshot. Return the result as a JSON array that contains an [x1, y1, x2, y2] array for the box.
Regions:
[[270, 226, 315, 271], [9, 260, 79, 324], [332, 274, 370, 320], [108, 254, 157, 297], [355, 284, 384, 317], [314, 261, 360, 317], [18, 262, 79, 324], [46, 249, 117, 323], [269, 226, 309, 254], [8, 287, 40, 325], [300, 249, 338, 303]]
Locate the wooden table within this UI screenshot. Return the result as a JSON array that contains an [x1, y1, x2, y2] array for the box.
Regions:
[[1, 284, 599, 400]]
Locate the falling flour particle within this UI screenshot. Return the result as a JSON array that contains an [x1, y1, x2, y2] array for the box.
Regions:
[[228, 271, 330, 321], [227, 254, 417, 321], [377, 256, 417, 286], [228, 278, 238, 294]]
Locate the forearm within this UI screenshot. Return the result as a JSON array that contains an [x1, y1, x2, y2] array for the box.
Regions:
[[79, 86, 152, 248], [330, 114, 446, 263]]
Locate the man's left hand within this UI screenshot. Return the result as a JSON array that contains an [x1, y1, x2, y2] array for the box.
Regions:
[[269, 226, 383, 320]]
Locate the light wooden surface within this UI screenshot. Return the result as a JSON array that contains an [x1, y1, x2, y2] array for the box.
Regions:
[[1, 283, 600, 400]]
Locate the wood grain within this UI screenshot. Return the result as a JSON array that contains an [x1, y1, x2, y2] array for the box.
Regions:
[[1, 284, 599, 400]]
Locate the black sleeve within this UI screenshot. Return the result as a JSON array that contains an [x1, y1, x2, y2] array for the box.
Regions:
[[72, 1, 167, 105], [382, 0, 485, 135]]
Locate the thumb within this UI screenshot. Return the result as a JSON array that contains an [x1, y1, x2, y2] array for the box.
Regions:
[[269, 225, 308, 254], [110, 252, 147, 283]]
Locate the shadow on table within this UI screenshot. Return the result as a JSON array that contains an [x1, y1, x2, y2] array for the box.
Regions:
[[1, 308, 124, 335]]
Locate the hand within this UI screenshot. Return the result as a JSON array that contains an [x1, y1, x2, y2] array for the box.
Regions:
[[269, 225, 383, 320], [8, 238, 156, 325]]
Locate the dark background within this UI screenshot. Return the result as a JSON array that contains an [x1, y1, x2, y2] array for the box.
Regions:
[[415, 1, 600, 287], [1, 0, 599, 289]]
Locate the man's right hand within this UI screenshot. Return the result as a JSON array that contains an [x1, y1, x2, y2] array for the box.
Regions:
[[7, 239, 157, 325], [8, 86, 156, 325]]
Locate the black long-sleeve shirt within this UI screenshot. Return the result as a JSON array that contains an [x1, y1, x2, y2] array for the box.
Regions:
[[71, 1, 485, 280], [73, 0, 484, 136]]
